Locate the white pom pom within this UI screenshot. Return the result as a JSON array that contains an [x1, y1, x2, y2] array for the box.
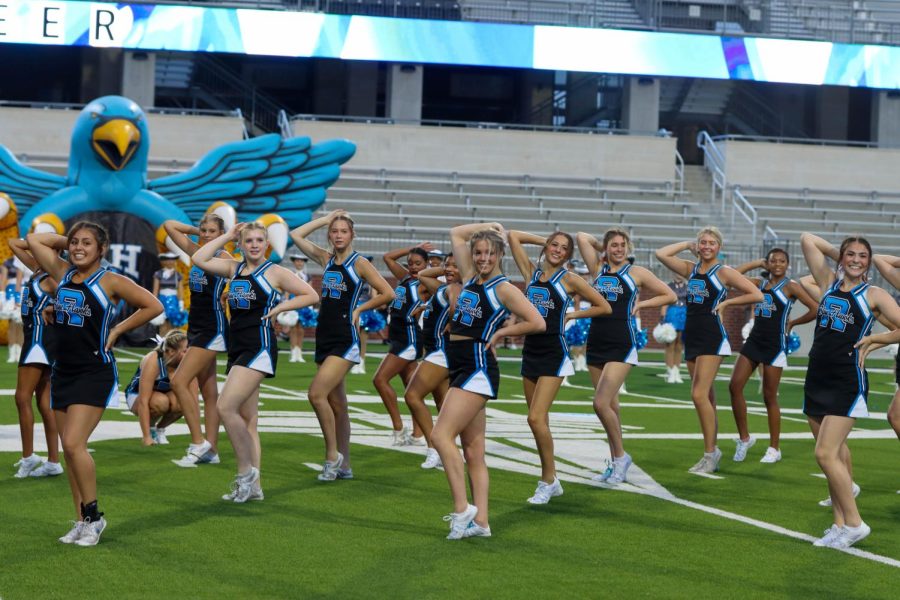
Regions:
[[741, 319, 754, 342], [276, 310, 299, 327], [150, 312, 167, 327], [652, 323, 677, 344]]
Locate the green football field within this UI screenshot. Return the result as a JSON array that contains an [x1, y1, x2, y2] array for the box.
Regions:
[[1, 344, 898, 599]]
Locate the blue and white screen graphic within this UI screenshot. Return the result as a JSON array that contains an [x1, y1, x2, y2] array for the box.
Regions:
[[1, 0, 899, 89]]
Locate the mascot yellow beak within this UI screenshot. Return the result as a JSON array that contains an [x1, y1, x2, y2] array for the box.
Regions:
[[92, 119, 141, 171]]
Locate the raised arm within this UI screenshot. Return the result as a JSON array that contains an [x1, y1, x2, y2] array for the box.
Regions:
[[855, 286, 900, 367], [192, 225, 242, 279], [507, 230, 543, 281], [734, 257, 766, 284], [104, 274, 163, 351], [563, 272, 611, 320], [262, 265, 320, 321], [489, 282, 546, 348], [383, 243, 434, 281], [630, 266, 678, 314], [800, 232, 837, 290], [576, 232, 602, 280], [654, 241, 695, 279], [715, 267, 765, 315], [289, 210, 345, 268], [163, 220, 201, 256], [417, 266, 446, 295], [24, 232, 70, 282], [785, 279, 819, 331], [450, 222, 503, 281], [8, 238, 38, 273], [352, 257, 395, 327], [873, 254, 900, 290]]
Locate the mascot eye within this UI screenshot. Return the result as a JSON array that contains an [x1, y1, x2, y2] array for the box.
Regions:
[[90, 112, 100, 120]]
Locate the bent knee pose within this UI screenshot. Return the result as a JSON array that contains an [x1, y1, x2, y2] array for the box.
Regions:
[[510, 230, 609, 503], [291, 210, 393, 480], [29, 223, 162, 546], [404, 254, 461, 469], [431, 223, 545, 539], [578, 229, 675, 484], [124, 330, 192, 447], [194, 222, 318, 502], [8, 238, 61, 478], [800, 233, 900, 549], [656, 227, 762, 474], [728, 250, 817, 464], [164, 215, 229, 467], [374, 243, 433, 445]]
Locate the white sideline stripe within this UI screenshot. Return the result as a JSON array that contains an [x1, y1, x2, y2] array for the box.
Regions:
[[810, 473, 828, 479], [303, 462, 323, 472], [690, 472, 726, 480]]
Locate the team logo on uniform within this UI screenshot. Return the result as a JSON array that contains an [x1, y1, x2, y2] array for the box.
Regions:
[[454, 291, 482, 326], [322, 272, 347, 299], [595, 276, 624, 302], [228, 280, 256, 310], [55, 289, 91, 326], [391, 286, 407, 310], [687, 279, 710, 304], [21, 289, 34, 316], [189, 266, 208, 293], [755, 293, 776, 318], [527, 286, 555, 317], [818, 296, 854, 332]]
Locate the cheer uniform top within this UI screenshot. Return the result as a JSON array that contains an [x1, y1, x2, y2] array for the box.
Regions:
[[587, 263, 639, 366], [19, 272, 52, 367], [125, 352, 171, 410], [741, 278, 794, 368], [683, 263, 731, 361], [387, 276, 424, 361], [3, 257, 19, 302], [422, 284, 452, 368], [227, 261, 280, 377], [51, 267, 119, 409], [187, 259, 228, 351], [804, 280, 874, 418], [447, 274, 510, 399], [522, 268, 573, 378], [315, 252, 364, 364]]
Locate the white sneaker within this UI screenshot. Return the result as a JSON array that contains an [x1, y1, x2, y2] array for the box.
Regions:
[[606, 453, 633, 485], [197, 450, 220, 465], [289, 348, 299, 363], [462, 522, 492, 538], [619, 383, 628, 395], [296, 352, 305, 363], [75, 516, 107, 546], [688, 448, 722, 474], [337, 468, 354, 480], [812, 524, 842, 547], [819, 482, 861, 507], [561, 377, 573, 387], [664, 367, 675, 383], [527, 478, 564, 504], [232, 467, 260, 504], [421, 448, 442, 469], [221, 477, 262, 501], [759, 447, 781, 463], [443, 503, 478, 540], [831, 522, 871, 549], [59, 521, 87, 544], [317, 452, 344, 481], [673, 369, 684, 384], [406, 434, 427, 447], [29, 461, 63, 477], [592, 460, 614, 483], [13, 454, 44, 478], [732, 436, 756, 462], [156, 428, 169, 445], [392, 427, 410, 446], [172, 440, 213, 467]]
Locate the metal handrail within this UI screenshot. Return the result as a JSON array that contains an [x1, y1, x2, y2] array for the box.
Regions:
[[697, 131, 727, 209], [711, 133, 880, 149], [674, 149, 685, 196], [277, 109, 293, 139], [731, 186, 758, 245]]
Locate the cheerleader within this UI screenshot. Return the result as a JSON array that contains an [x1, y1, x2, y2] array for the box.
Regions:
[[193, 222, 318, 502], [28, 223, 162, 546], [431, 223, 545, 539], [655, 228, 763, 474], [375, 244, 433, 445], [123, 330, 192, 446], [800, 233, 900, 548], [578, 229, 675, 484], [164, 216, 228, 467], [728, 250, 817, 463], [8, 238, 61, 478], [152, 252, 183, 336], [510, 231, 609, 503], [660, 275, 688, 383], [403, 254, 462, 469], [287, 253, 312, 362], [290, 210, 394, 480], [1, 256, 24, 362], [869, 253, 900, 439]]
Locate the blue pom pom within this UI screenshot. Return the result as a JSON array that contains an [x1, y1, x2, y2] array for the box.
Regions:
[[360, 310, 387, 332], [565, 318, 590, 347], [298, 306, 319, 328], [635, 328, 649, 351], [786, 332, 802, 355]]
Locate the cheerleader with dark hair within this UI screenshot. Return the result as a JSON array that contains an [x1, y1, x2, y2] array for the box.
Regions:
[[374, 243, 434, 445], [800, 233, 900, 548], [8, 238, 61, 478], [867, 253, 900, 440], [728, 249, 817, 463], [28, 223, 162, 546]]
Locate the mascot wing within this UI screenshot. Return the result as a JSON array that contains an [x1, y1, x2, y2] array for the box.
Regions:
[[147, 133, 355, 226], [0, 145, 67, 217]]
